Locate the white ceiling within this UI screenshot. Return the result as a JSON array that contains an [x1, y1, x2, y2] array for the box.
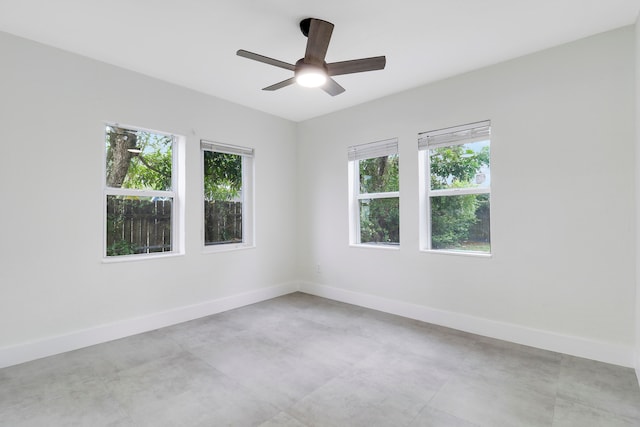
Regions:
[[1, 1, 638, 122]]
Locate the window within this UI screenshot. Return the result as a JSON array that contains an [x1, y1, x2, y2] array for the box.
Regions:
[[419, 121, 491, 254], [348, 138, 399, 246], [201, 140, 254, 249], [104, 124, 182, 258]]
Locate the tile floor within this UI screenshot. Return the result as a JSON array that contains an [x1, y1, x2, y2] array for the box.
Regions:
[[1, 292, 639, 426]]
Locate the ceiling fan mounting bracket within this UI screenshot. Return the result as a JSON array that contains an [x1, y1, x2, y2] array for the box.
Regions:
[[299, 18, 312, 37]]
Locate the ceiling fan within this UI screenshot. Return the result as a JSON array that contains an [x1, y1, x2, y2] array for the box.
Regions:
[[237, 18, 386, 96]]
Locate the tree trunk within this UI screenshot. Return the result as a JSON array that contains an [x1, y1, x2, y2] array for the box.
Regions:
[[106, 127, 138, 188]]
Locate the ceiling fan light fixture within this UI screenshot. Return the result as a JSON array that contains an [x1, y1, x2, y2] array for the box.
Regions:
[[295, 66, 327, 88]]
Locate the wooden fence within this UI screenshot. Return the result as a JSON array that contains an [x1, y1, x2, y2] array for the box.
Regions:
[[105, 198, 243, 256], [106, 197, 172, 256], [204, 200, 242, 245]]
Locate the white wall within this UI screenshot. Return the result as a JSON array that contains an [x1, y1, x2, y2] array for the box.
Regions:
[[297, 27, 636, 366], [1, 25, 637, 369], [0, 31, 298, 366]]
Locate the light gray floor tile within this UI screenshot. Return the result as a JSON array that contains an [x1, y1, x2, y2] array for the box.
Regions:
[[428, 371, 557, 427], [0, 350, 110, 411], [349, 346, 455, 396], [260, 315, 382, 367], [160, 311, 248, 349], [104, 351, 279, 426], [460, 338, 562, 395], [259, 411, 309, 427], [293, 298, 372, 332], [0, 376, 131, 427], [557, 355, 640, 421], [289, 348, 450, 427], [289, 375, 426, 427], [409, 406, 480, 427], [348, 312, 477, 367], [552, 397, 640, 427], [221, 299, 306, 330], [1, 292, 639, 427], [78, 329, 186, 375], [188, 330, 348, 409]]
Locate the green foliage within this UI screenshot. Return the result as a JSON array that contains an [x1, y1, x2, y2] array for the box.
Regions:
[[360, 198, 399, 244], [473, 193, 491, 242], [121, 132, 173, 191], [429, 143, 490, 250], [431, 190, 478, 249], [204, 151, 242, 201], [358, 155, 400, 244], [359, 154, 399, 193], [430, 145, 489, 189], [106, 239, 137, 256]]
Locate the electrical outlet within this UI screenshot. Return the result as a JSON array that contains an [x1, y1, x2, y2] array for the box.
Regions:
[[316, 264, 321, 274]]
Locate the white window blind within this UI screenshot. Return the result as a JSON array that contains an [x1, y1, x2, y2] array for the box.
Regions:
[[201, 140, 254, 157], [348, 138, 398, 161], [418, 120, 491, 150]]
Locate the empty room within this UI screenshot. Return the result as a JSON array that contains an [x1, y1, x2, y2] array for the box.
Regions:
[[1, 1, 640, 426]]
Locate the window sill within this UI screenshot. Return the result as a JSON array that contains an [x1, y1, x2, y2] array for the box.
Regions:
[[349, 243, 400, 251], [202, 243, 255, 254], [420, 249, 492, 258], [102, 251, 184, 264]]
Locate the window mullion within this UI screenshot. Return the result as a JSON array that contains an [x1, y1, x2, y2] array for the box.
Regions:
[[357, 191, 400, 200], [105, 188, 174, 198], [428, 187, 490, 197]]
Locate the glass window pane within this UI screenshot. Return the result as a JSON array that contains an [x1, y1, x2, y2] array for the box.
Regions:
[[359, 198, 399, 245], [429, 140, 490, 191], [105, 126, 173, 191], [430, 193, 490, 252], [359, 154, 399, 194], [106, 196, 172, 256], [203, 151, 243, 245]]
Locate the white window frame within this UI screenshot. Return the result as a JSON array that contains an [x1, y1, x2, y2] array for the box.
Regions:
[[418, 120, 491, 256], [348, 138, 400, 248], [102, 123, 185, 262], [201, 140, 255, 252]]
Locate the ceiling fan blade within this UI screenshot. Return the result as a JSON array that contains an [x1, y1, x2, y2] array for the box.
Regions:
[[263, 77, 296, 91], [322, 78, 345, 96], [304, 19, 334, 65], [237, 49, 295, 71], [327, 56, 386, 76]]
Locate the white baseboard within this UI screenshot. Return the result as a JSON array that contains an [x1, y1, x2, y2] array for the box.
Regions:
[[2, 281, 634, 370], [300, 282, 635, 368], [0, 282, 299, 369]]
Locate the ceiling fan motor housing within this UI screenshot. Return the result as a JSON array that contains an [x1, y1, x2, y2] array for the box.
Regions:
[[295, 58, 327, 74]]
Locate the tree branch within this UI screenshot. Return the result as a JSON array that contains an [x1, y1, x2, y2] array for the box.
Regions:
[[136, 154, 170, 178]]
